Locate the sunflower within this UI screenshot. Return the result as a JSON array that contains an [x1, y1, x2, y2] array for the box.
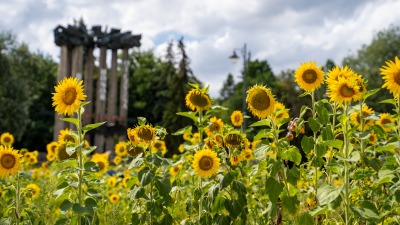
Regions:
[[273, 102, 289, 122], [376, 113, 394, 132], [178, 144, 185, 153], [52, 77, 87, 116], [214, 134, 224, 148], [151, 140, 167, 155], [0, 132, 14, 146], [56, 141, 77, 161], [46, 141, 58, 154], [230, 154, 242, 167], [46, 152, 56, 162], [113, 156, 122, 165], [135, 124, 155, 143], [327, 76, 359, 105], [0, 146, 22, 178], [91, 153, 109, 173], [122, 176, 131, 188], [350, 105, 374, 130], [107, 176, 117, 188], [185, 89, 212, 112], [224, 130, 243, 149], [109, 193, 120, 203], [183, 133, 192, 141], [58, 128, 77, 145], [169, 164, 182, 176], [192, 148, 220, 178], [380, 56, 400, 97], [83, 140, 90, 148], [205, 117, 224, 137], [26, 183, 40, 198], [114, 141, 128, 157], [294, 61, 324, 92], [246, 85, 275, 119], [128, 145, 145, 157], [126, 128, 137, 144], [369, 132, 377, 146], [241, 149, 253, 162], [191, 133, 200, 145], [204, 138, 215, 150], [24, 152, 38, 165], [230, 110, 243, 127]]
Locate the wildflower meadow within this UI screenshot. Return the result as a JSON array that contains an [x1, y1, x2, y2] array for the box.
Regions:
[[2, 56, 400, 225]]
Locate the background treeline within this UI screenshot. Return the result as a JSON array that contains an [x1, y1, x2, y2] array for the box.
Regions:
[[1, 25, 399, 156]]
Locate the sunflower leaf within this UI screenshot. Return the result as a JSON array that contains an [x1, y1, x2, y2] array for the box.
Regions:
[[60, 117, 79, 127], [176, 111, 198, 122], [172, 126, 192, 136], [380, 99, 397, 105], [249, 119, 270, 127], [83, 122, 106, 133], [363, 88, 380, 100], [308, 117, 321, 133]]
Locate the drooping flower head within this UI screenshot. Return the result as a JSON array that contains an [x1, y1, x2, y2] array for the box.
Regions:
[[52, 77, 87, 116], [0, 145, 22, 178], [185, 84, 212, 112], [0, 132, 14, 147], [192, 148, 220, 178], [380, 56, 400, 97], [294, 61, 324, 92], [246, 85, 275, 119], [224, 130, 244, 150], [230, 110, 243, 127], [135, 124, 156, 143]]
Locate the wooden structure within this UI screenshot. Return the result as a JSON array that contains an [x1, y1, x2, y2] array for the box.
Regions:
[[53, 20, 141, 152]]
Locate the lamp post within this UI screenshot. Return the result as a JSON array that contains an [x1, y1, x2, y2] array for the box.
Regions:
[[229, 43, 248, 132]]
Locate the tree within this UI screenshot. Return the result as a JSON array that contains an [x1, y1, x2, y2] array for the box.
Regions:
[[219, 73, 235, 101], [0, 32, 57, 150], [162, 38, 200, 156], [342, 25, 400, 112]]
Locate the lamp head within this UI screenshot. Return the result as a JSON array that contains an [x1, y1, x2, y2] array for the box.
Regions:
[[229, 51, 239, 64]]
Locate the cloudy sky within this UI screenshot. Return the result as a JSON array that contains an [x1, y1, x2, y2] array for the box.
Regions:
[[1, 0, 400, 97]]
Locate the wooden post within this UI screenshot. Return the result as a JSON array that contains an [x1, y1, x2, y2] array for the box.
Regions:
[[94, 46, 107, 152], [105, 49, 119, 152], [83, 47, 94, 126], [119, 48, 129, 127], [69, 45, 84, 129], [53, 45, 71, 141]]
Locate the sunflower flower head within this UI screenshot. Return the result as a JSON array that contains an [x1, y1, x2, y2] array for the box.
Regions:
[[230, 154, 242, 167], [169, 164, 183, 176], [380, 56, 400, 97], [25, 183, 40, 199], [246, 84, 275, 119], [135, 124, 156, 143], [0, 145, 22, 178], [185, 85, 212, 112], [0, 132, 14, 147], [377, 113, 394, 132], [230, 110, 243, 127], [205, 117, 224, 137], [56, 141, 77, 161], [91, 153, 109, 173], [224, 130, 244, 150], [114, 141, 128, 157], [52, 77, 87, 116], [273, 101, 289, 123], [109, 193, 120, 204], [350, 105, 374, 130], [294, 61, 324, 92], [192, 148, 220, 178]]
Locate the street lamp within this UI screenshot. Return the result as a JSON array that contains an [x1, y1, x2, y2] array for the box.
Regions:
[[229, 43, 248, 132]]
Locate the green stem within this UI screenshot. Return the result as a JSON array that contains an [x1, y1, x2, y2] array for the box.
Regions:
[[150, 180, 154, 225], [198, 177, 203, 223], [343, 103, 350, 225], [311, 91, 318, 197], [77, 108, 84, 225], [16, 172, 21, 225], [359, 100, 365, 165]]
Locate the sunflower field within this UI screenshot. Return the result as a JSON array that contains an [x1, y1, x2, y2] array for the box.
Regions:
[[1, 56, 400, 225]]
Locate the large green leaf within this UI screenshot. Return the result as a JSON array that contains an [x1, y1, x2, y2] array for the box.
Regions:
[[281, 146, 302, 165], [138, 167, 154, 186], [301, 136, 314, 154], [350, 201, 380, 223], [317, 184, 341, 205], [265, 177, 284, 203]]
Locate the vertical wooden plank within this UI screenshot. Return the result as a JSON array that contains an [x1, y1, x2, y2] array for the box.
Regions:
[[105, 49, 119, 152], [53, 45, 71, 141], [94, 46, 107, 152], [119, 48, 129, 127], [83, 47, 94, 126]]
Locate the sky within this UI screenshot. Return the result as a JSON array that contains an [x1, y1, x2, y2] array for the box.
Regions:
[[1, 0, 400, 97]]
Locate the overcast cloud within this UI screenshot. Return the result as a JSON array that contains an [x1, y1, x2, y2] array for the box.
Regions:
[[1, 0, 400, 97]]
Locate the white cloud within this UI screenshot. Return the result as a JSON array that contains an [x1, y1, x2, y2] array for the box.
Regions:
[[1, 0, 400, 98]]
